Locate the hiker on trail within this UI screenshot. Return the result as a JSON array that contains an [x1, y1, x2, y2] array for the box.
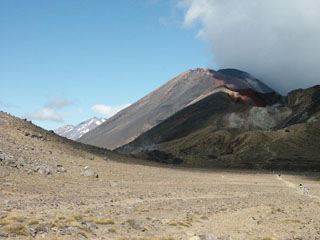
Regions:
[[303, 187, 310, 195], [299, 183, 303, 190]]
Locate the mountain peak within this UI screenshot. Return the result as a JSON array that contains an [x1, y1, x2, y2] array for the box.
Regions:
[[217, 68, 275, 94], [79, 68, 277, 150], [55, 117, 106, 140]]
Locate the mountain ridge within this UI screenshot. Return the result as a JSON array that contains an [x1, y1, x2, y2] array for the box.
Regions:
[[79, 68, 277, 150], [118, 84, 320, 170]]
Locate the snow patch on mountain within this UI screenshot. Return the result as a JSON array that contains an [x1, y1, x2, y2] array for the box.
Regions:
[[54, 117, 106, 140]]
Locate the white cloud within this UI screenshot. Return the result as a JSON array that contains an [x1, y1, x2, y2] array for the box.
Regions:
[[92, 104, 131, 117], [45, 95, 73, 109], [179, 0, 320, 93], [24, 95, 75, 123], [25, 107, 64, 123]]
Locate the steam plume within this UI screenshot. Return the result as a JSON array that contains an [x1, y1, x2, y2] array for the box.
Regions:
[[180, 0, 320, 93]]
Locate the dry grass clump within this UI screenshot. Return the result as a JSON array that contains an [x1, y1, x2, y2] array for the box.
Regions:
[[284, 219, 303, 224], [108, 228, 117, 233], [73, 214, 86, 221], [70, 212, 114, 225], [0, 215, 26, 228], [28, 219, 40, 225], [45, 221, 57, 228], [77, 231, 89, 238], [0, 218, 9, 226], [166, 220, 191, 227], [7, 215, 25, 223], [53, 214, 81, 228], [51, 212, 114, 228], [3, 223, 29, 236], [93, 218, 115, 225], [0, 213, 8, 220], [167, 220, 178, 226]]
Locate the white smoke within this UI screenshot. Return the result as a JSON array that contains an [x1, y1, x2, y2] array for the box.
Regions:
[[179, 0, 320, 93]]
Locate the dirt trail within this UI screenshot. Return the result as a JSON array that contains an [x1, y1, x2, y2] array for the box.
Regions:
[[277, 175, 320, 201]]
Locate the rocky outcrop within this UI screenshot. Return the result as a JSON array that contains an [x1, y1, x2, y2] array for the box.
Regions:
[[227, 106, 292, 130], [0, 148, 67, 175]]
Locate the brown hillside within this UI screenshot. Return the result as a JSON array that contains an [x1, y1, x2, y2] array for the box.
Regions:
[[119, 86, 320, 171]]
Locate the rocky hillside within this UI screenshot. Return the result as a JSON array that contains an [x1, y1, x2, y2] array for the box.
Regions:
[[0, 112, 115, 177], [79, 68, 277, 150], [54, 117, 106, 140], [119, 85, 320, 171]]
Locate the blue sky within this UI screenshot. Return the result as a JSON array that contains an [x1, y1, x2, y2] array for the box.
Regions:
[[2, 1, 319, 130], [0, 0, 208, 130]]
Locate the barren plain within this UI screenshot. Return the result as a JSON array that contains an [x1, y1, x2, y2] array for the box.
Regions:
[[1, 112, 320, 240]]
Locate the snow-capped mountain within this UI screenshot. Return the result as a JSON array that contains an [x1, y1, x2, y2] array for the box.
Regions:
[[54, 117, 106, 140]]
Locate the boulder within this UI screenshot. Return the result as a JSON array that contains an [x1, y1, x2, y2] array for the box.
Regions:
[[36, 165, 51, 175], [127, 219, 145, 231], [80, 167, 98, 178]]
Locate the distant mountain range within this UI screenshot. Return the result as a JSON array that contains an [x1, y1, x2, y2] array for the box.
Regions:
[[79, 68, 278, 150], [54, 117, 106, 140]]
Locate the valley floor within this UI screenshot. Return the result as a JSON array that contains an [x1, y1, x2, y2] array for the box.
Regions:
[[1, 158, 320, 240], [1, 112, 320, 240]]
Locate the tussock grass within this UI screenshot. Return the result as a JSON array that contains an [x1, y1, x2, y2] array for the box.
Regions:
[[167, 220, 191, 228], [28, 219, 39, 225], [0, 219, 10, 226], [177, 221, 191, 227], [46, 221, 57, 228], [108, 228, 116, 233], [53, 214, 81, 228], [7, 215, 25, 223], [284, 219, 303, 224], [73, 214, 85, 221], [77, 231, 89, 239], [93, 218, 114, 225], [3, 223, 29, 236]]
